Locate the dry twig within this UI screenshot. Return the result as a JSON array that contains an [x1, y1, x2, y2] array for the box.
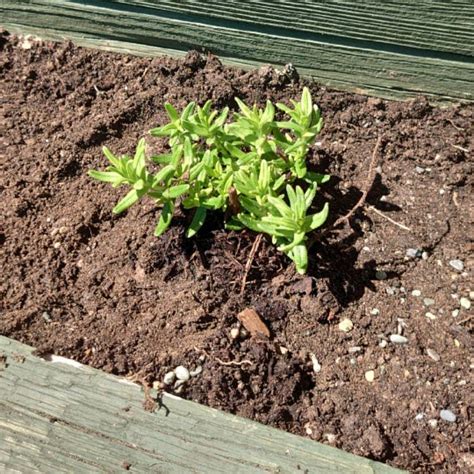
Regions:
[[240, 233, 263, 294], [331, 136, 382, 229], [367, 205, 412, 231]]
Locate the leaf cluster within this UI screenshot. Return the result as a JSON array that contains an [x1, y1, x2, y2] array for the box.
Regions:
[[89, 88, 329, 273]]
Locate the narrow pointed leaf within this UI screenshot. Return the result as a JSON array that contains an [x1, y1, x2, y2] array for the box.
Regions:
[[113, 189, 142, 214], [154, 201, 174, 236], [186, 207, 207, 238]]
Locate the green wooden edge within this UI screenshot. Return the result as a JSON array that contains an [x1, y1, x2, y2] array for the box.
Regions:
[[0, 336, 404, 473], [1, 0, 473, 103]]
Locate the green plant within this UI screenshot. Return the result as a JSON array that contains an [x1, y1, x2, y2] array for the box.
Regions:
[[89, 88, 329, 274]]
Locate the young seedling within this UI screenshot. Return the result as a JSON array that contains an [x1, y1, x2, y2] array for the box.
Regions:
[[89, 88, 329, 273]]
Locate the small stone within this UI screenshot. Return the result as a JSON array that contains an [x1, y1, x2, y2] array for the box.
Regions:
[[325, 433, 337, 444], [375, 270, 387, 280], [338, 318, 353, 333], [411, 289, 421, 297], [415, 166, 425, 174], [58, 226, 68, 234], [389, 334, 408, 344], [230, 327, 240, 339], [175, 366, 190, 382], [440, 409, 456, 423], [406, 248, 422, 258], [310, 353, 321, 373], [189, 365, 203, 377], [425, 312, 437, 320], [415, 413, 424, 421], [53, 242, 61, 249], [279, 346, 289, 355], [163, 371, 176, 385], [379, 340, 388, 348], [41, 311, 51, 322], [428, 419, 438, 428], [423, 298, 435, 307], [426, 349, 440, 361], [348, 346, 362, 353], [422, 251, 429, 260], [470, 291, 474, 300], [370, 308, 380, 315], [365, 370, 375, 382], [449, 259, 464, 272], [386, 287, 395, 296], [460, 297, 471, 310]]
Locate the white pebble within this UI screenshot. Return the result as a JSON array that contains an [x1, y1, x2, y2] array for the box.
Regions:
[[452, 309, 459, 318], [310, 353, 322, 373], [426, 349, 440, 362], [423, 298, 435, 306], [460, 297, 471, 310], [379, 340, 388, 348], [175, 366, 190, 381], [411, 289, 421, 297], [325, 433, 337, 444], [348, 346, 362, 353], [338, 318, 353, 333], [415, 413, 424, 421], [163, 371, 176, 385], [428, 419, 438, 428], [230, 327, 240, 339], [449, 259, 464, 272], [389, 334, 408, 344], [425, 312, 437, 320], [422, 251, 429, 260], [370, 308, 380, 315], [470, 291, 474, 300], [189, 365, 203, 377], [53, 242, 61, 249], [440, 409, 456, 423], [365, 370, 375, 382]]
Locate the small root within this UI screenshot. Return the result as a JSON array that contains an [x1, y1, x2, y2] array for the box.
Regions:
[[367, 205, 412, 231], [240, 234, 263, 295]]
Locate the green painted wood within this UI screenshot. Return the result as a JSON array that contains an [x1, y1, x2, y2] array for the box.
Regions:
[[0, 336, 403, 473], [1, 1, 473, 102]]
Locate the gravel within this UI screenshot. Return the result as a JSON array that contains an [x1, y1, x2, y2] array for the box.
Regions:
[[163, 371, 176, 385], [460, 297, 471, 310], [365, 370, 375, 382], [389, 334, 408, 344], [423, 298, 435, 306], [426, 348, 441, 362], [406, 248, 422, 258], [375, 270, 388, 280], [449, 259, 464, 271], [175, 366, 190, 381], [440, 409, 457, 423], [310, 353, 322, 373], [338, 318, 354, 333], [411, 289, 421, 297]]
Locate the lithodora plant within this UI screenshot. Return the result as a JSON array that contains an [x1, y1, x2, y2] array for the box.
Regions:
[[89, 88, 329, 274]]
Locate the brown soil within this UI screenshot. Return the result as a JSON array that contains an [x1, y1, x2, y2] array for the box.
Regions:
[[1, 32, 473, 472]]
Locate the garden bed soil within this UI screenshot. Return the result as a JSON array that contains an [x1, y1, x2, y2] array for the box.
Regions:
[[1, 32, 473, 472]]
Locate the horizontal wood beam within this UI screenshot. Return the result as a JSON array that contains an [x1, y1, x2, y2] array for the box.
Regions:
[[0, 336, 403, 473], [1, 0, 473, 102]]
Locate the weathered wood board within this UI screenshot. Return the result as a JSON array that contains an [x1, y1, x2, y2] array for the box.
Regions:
[[1, 0, 473, 102], [0, 336, 403, 473]]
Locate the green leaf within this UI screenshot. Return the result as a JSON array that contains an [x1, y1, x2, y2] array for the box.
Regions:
[[113, 189, 142, 214], [102, 146, 121, 168], [267, 196, 292, 219], [300, 87, 312, 116], [186, 207, 207, 238], [133, 138, 147, 178], [88, 170, 124, 184], [150, 123, 176, 137], [181, 102, 196, 121], [154, 201, 174, 236], [165, 103, 179, 122], [305, 203, 329, 230], [162, 184, 190, 199], [152, 165, 175, 187], [290, 244, 308, 274], [239, 196, 265, 217], [235, 97, 253, 119]]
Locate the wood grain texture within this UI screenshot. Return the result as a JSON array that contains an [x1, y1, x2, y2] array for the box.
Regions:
[[0, 336, 403, 473], [1, 1, 473, 101]]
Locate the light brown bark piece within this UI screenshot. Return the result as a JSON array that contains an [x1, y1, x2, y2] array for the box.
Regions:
[[237, 308, 270, 338]]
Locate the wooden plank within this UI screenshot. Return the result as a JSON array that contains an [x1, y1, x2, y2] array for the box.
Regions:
[[1, 1, 473, 102], [0, 336, 403, 473]]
